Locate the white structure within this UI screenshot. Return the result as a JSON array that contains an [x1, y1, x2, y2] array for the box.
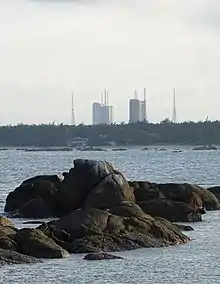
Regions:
[[129, 89, 147, 123], [92, 90, 114, 125], [93, 102, 102, 125]]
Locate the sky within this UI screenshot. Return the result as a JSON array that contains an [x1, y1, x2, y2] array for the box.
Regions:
[[0, 0, 220, 125]]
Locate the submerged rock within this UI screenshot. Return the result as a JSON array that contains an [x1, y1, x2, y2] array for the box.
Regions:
[[0, 249, 39, 265], [84, 253, 123, 260], [174, 224, 194, 231]]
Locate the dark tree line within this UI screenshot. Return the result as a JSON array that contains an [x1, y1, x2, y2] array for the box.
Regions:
[[0, 120, 220, 147]]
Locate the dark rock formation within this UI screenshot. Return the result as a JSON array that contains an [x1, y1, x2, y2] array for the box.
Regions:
[[38, 207, 189, 253], [84, 174, 135, 209], [84, 252, 123, 260], [192, 185, 220, 210], [20, 197, 54, 218], [207, 186, 220, 200], [0, 249, 39, 265], [16, 228, 69, 258], [138, 198, 202, 222], [57, 159, 126, 215], [129, 181, 164, 201], [5, 175, 61, 216]]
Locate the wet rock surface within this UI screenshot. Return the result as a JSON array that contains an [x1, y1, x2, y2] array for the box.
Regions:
[[84, 252, 123, 260]]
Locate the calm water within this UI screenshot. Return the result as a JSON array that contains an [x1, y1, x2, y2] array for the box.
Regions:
[[1, 148, 220, 283]]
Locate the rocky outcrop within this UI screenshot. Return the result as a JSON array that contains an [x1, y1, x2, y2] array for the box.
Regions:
[[57, 159, 127, 215], [38, 207, 189, 253], [16, 228, 69, 259], [138, 199, 202, 222], [84, 253, 123, 260], [5, 159, 134, 218]]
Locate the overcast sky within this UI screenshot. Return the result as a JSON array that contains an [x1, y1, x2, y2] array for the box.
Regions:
[[0, 0, 220, 125]]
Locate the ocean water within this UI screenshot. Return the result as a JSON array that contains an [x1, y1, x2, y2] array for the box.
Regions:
[[1, 148, 220, 283]]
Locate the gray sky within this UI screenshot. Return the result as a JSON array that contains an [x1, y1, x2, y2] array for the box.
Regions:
[[0, 0, 220, 125]]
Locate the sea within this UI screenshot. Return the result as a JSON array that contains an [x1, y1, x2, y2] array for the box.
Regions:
[[1, 147, 220, 284]]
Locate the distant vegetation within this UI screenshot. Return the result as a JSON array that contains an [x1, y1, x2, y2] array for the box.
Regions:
[[0, 120, 220, 147]]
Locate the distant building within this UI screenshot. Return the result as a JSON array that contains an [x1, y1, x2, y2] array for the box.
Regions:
[[129, 99, 141, 123], [129, 90, 147, 123], [92, 90, 114, 125]]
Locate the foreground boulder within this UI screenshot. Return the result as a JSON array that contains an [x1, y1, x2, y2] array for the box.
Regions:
[[39, 207, 190, 253], [0, 249, 39, 265], [84, 253, 123, 260], [16, 228, 69, 258]]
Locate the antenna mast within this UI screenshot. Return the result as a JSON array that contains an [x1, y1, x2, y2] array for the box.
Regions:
[[71, 92, 75, 126], [172, 88, 177, 123]]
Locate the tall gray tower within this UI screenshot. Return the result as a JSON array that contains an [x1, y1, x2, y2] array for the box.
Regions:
[[71, 92, 75, 126], [172, 88, 177, 123]]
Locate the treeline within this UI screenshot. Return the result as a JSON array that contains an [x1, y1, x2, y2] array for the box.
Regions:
[[0, 120, 220, 146]]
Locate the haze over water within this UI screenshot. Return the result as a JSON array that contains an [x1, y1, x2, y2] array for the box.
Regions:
[[1, 0, 220, 124]]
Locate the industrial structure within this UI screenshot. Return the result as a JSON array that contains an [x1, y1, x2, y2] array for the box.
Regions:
[[129, 89, 147, 123], [71, 92, 75, 126], [92, 89, 114, 125], [172, 88, 177, 123]]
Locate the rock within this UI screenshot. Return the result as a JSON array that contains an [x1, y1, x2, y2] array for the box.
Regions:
[[21, 175, 62, 188], [129, 181, 164, 201], [0, 216, 14, 227], [0, 223, 19, 251], [57, 159, 124, 215], [20, 197, 54, 218], [156, 183, 203, 209], [192, 185, 220, 210], [16, 228, 69, 258], [44, 208, 189, 253], [84, 253, 123, 260], [207, 186, 220, 200], [0, 249, 39, 265], [5, 176, 61, 215], [138, 198, 202, 222], [174, 224, 194, 231], [109, 201, 152, 218], [0, 235, 19, 251], [84, 174, 135, 209]]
